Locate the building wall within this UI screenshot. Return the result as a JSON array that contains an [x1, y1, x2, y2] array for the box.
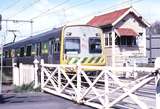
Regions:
[[115, 13, 147, 57], [147, 34, 160, 63], [103, 13, 147, 66]]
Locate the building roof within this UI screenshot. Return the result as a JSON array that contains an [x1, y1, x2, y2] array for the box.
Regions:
[[87, 7, 130, 27], [87, 7, 150, 27], [116, 28, 138, 37]]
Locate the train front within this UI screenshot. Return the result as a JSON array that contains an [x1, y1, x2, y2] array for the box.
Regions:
[[61, 25, 106, 66]]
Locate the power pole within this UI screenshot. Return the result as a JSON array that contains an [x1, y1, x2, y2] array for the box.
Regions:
[[0, 19, 33, 94], [2, 19, 33, 39]]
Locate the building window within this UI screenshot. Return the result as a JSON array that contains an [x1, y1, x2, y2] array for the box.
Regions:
[[121, 37, 126, 45], [105, 37, 108, 46], [115, 36, 120, 45], [105, 32, 112, 46], [116, 36, 136, 46]]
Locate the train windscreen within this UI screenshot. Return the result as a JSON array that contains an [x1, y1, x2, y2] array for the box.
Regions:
[[62, 25, 105, 66], [64, 38, 80, 54], [89, 37, 102, 53]]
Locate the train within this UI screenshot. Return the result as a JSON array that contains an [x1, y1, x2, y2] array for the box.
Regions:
[[3, 25, 106, 67]]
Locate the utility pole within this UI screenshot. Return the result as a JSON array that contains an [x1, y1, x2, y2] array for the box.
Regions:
[[0, 19, 33, 94], [7, 30, 19, 43], [2, 19, 33, 38]]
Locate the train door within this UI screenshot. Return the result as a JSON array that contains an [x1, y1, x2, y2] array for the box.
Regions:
[[49, 38, 60, 64], [36, 42, 41, 61], [48, 40, 53, 63]]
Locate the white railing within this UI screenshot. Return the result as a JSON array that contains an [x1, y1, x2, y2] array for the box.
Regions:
[[40, 59, 160, 109], [13, 63, 34, 86]]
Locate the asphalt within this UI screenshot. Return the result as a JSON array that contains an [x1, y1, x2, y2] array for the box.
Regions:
[[0, 85, 93, 109]]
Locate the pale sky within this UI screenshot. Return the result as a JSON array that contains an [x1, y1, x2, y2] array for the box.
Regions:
[[0, 0, 159, 43]]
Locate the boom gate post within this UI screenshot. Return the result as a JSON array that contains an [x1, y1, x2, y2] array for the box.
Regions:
[[40, 59, 44, 92], [155, 57, 160, 109], [33, 59, 39, 89]]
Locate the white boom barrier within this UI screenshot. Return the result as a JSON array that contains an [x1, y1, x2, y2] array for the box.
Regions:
[[40, 59, 160, 109]]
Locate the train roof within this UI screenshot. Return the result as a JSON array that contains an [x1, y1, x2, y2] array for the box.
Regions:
[[4, 27, 62, 49]]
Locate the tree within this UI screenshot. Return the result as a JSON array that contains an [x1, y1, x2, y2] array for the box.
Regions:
[[147, 21, 160, 35]]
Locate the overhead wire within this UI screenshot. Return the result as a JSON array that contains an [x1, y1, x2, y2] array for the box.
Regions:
[[60, 0, 145, 26], [31, 0, 70, 20], [0, 0, 21, 14], [30, 0, 95, 20], [28, 0, 143, 36], [4, 0, 145, 39], [12, 0, 71, 38], [6, 0, 40, 19]]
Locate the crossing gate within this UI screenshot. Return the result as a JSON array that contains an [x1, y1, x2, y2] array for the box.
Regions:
[[40, 60, 159, 109]]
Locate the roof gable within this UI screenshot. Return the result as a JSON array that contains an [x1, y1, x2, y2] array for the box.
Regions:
[[87, 7, 130, 27], [87, 7, 150, 27]]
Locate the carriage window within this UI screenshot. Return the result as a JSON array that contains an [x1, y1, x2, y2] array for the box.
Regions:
[[8, 50, 11, 58], [42, 42, 49, 54], [11, 49, 15, 57], [4, 51, 8, 58], [20, 47, 25, 57], [31, 44, 36, 55], [65, 38, 80, 54], [26, 45, 32, 56], [36, 43, 41, 56], [15, 49, 20, 57], [89, 37, 102, 53], [53, 39, 60, 53]]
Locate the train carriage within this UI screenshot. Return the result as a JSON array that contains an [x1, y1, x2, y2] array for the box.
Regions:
[[3, 25, 106, 67]]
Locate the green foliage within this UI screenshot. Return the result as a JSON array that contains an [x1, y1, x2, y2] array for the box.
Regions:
[[14, 81, 41, 93]]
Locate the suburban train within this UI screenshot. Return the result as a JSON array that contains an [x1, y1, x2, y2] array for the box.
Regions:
[[3, 25, 106, 67]]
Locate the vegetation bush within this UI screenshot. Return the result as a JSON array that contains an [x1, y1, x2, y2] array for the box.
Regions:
[[14, 81, 41, 93]]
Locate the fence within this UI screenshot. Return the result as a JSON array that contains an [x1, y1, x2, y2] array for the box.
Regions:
[[13, 63, 34, 86], [40, 59, 160, 109], [1, 66, 13, 84]]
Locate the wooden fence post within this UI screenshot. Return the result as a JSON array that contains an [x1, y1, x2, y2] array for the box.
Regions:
[[41, 59, 44, 92], [33, 59, 39, 89], [76, 65, 81, 103], [155, 57, 160, 109], [19, 63, 23, 86], [104, 70, 109, 108]]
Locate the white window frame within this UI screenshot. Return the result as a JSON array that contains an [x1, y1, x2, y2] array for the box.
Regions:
[[105, 32, 112, 47]]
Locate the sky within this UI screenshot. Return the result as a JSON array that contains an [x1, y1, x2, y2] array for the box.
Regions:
[[0, 0, 159, 43]]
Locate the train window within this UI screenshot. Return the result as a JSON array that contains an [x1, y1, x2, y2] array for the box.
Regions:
[[54, 40, 60, 53], [50, 38, 60, 54], [11, 49, 15, 57], [8, 49, 12, 58], [26, 45, 32, 56], [64, 38, 80, 54], [36, 43, 41, 56], [20, 47, 25, 57], [15, 49, 20, 57], [89, 37, 102, 53], [31, 44, 36, 55], [4, 51, 8, 58], [42, 42, 48, 54]]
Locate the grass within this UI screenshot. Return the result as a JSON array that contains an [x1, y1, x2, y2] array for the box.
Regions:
[[14, 81, 41, 93]]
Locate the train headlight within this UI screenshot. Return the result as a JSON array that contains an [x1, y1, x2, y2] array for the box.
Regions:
[[96, 33, 100, 36], [66, 32, 72, 36]]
